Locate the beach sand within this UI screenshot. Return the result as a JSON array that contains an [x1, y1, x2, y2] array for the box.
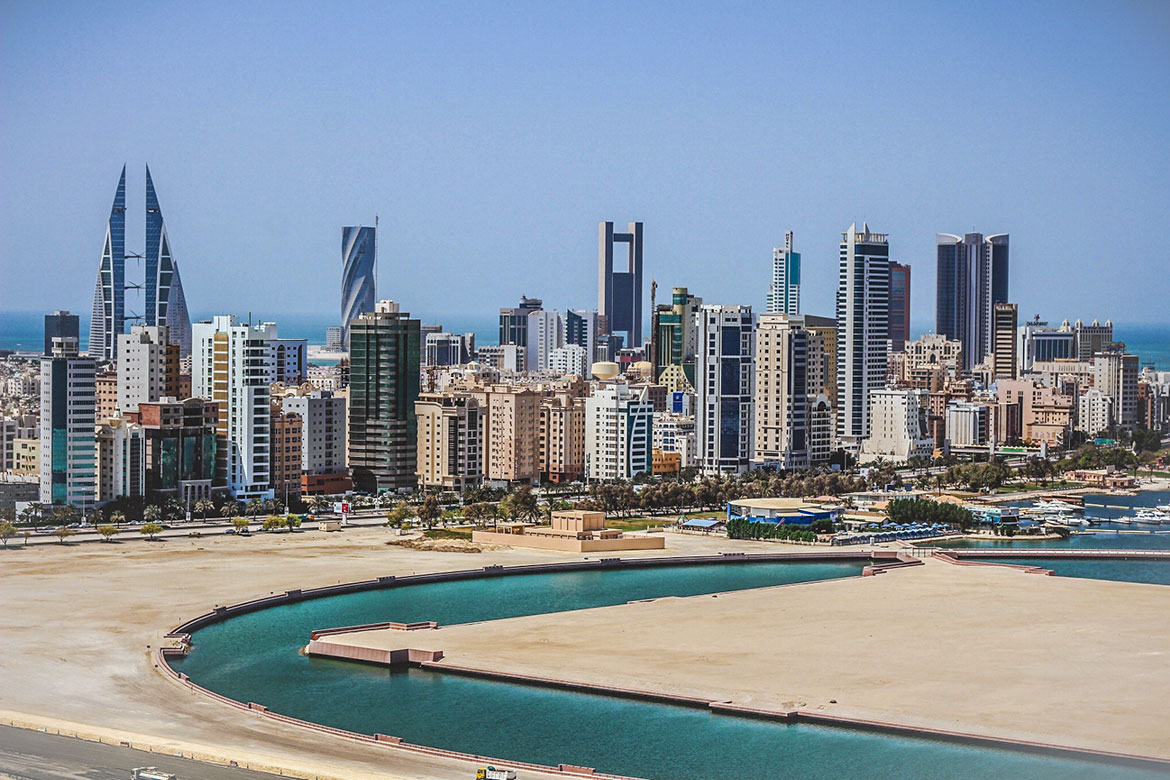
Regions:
[[328, 557, 1170, 761], [0, 524, 804, 779]]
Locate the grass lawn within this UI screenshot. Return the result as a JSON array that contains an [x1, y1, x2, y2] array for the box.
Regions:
[[423, 528, 472, 540], [1002, 480, 1083, 492], [607, 511, 722, 532]]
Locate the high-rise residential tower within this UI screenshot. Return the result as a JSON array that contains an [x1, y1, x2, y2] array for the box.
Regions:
[[45, 311, 80, 357], [936, 232, 1009, 371], [192, 316, 285, 500], [116, 325, 180, 414], [888, 262, 911, 352], [585, 383, 653, 481], [144, 166, 192, 358], [991, 303, 1019, 380], [39, 337, 97, 506], [341, 225, 377, 344], [348, 301, 421, 493], [695, 304, 755, 474], [89, 167, 126, 361], [753, 313, 809, 469], [766, 231, 801, 315], [598, 221, 643, 350], [836, 223, 890, 451]]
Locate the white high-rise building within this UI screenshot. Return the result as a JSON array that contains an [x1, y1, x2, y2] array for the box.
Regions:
[[945, 401, 990, 448], [39, 337, 97, 507], [753, 313, 809, 469], [652, 412, 697, 469], [525, 310, 564, 372], [836, 223, 890, 451], [1091, 351, 1138, 431], [549, 344, 588, 377], [860, 388, 933, 463], [766, 231, 801, 315], [282, 390, 347, 476], [192, 316, 282, 499], [695, 304, 755, 474], [585, 383, 653, 481], [1077, 388, 1114, 436], [117, 325, 173, 415]]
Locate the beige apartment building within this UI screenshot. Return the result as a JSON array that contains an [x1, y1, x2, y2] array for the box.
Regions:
[[540, 393, 585, 483], [416, 391, 482, 491], [12, 437, 39, 476], [96, 369, 119, 423], [997, 378, 1073, 446], [477, 385, 541, 484]]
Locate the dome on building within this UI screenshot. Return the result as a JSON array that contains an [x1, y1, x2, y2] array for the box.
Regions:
[[591, 361, 620, 380]]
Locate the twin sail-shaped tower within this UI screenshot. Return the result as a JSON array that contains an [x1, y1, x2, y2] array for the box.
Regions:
[[89, 165, 192, 360]]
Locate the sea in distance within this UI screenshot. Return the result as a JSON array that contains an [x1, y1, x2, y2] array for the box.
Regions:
[[3, 310, 1169, 369]]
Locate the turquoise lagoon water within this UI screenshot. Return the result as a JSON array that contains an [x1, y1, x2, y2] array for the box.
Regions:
[[171, 562, 1168, 779]]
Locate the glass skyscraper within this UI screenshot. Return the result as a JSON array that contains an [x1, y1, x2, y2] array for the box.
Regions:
[[144, 166, 192, 357], [341, 225, 377, 344], [89, 166, 126, 361], [766, 231, 801, 315], [89, 166, 192, 360], [935, 232, 1009, 371]]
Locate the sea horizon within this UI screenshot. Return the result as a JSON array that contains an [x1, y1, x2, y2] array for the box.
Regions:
[[2, 309, 1168, 370]]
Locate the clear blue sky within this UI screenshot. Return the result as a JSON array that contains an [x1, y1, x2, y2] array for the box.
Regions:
[[2, 0, 1168, 326]]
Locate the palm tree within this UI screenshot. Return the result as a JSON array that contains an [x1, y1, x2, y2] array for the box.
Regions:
[[25, 502, 44, 530], [220, 501, 239, 520], [245, 499, 264, 519], [195, 498, 216, 521], [110, 510, 126, 526], [309, 494, 330, 513], [143, 505, 162, 524]]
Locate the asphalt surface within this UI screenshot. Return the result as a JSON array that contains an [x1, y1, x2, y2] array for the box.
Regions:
[[0, 725, 284, 780]]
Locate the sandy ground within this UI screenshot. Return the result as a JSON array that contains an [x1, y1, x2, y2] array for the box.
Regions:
[[332, 558, 1170, 761], [0, 523, 805, 779]]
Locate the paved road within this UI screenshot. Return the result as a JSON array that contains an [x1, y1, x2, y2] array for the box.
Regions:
[[0, 725, 285, 780], [12, 515, 392, 547]]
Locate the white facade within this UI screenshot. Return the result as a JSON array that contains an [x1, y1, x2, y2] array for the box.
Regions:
[[39, 338, 97, 507], [192, 316, 279, 500], [117, 325, 170, 415], [96, 418, 145, 502], [1091, 352, 1138, 430], [585, 383, 653, 481], [525, 310, 564, 372], [752, 313, 809, 469], [836, 223, 890, 450], [695, 304, 755, 474], [477, 344, 525, 373], [282, 390, 347, 475], [766, 231, 800, 315], [945, 401, 989, 447], [1077, 388, 1114, 436], [652, 412, 697, 469], [860, 388, 933, 463], [548, 344, 588, 377]]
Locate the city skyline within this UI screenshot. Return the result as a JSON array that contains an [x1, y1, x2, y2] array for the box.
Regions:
[[2, 3, 1169, 324]]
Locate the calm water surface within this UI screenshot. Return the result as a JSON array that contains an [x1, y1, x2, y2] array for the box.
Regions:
[[172, 562, 1168, 779]]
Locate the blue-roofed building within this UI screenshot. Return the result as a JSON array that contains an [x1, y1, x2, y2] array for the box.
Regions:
[[727, 498, 840, 525]]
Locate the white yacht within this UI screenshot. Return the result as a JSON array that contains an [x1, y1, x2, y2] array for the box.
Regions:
[[1133, 509, 1168, 524]]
